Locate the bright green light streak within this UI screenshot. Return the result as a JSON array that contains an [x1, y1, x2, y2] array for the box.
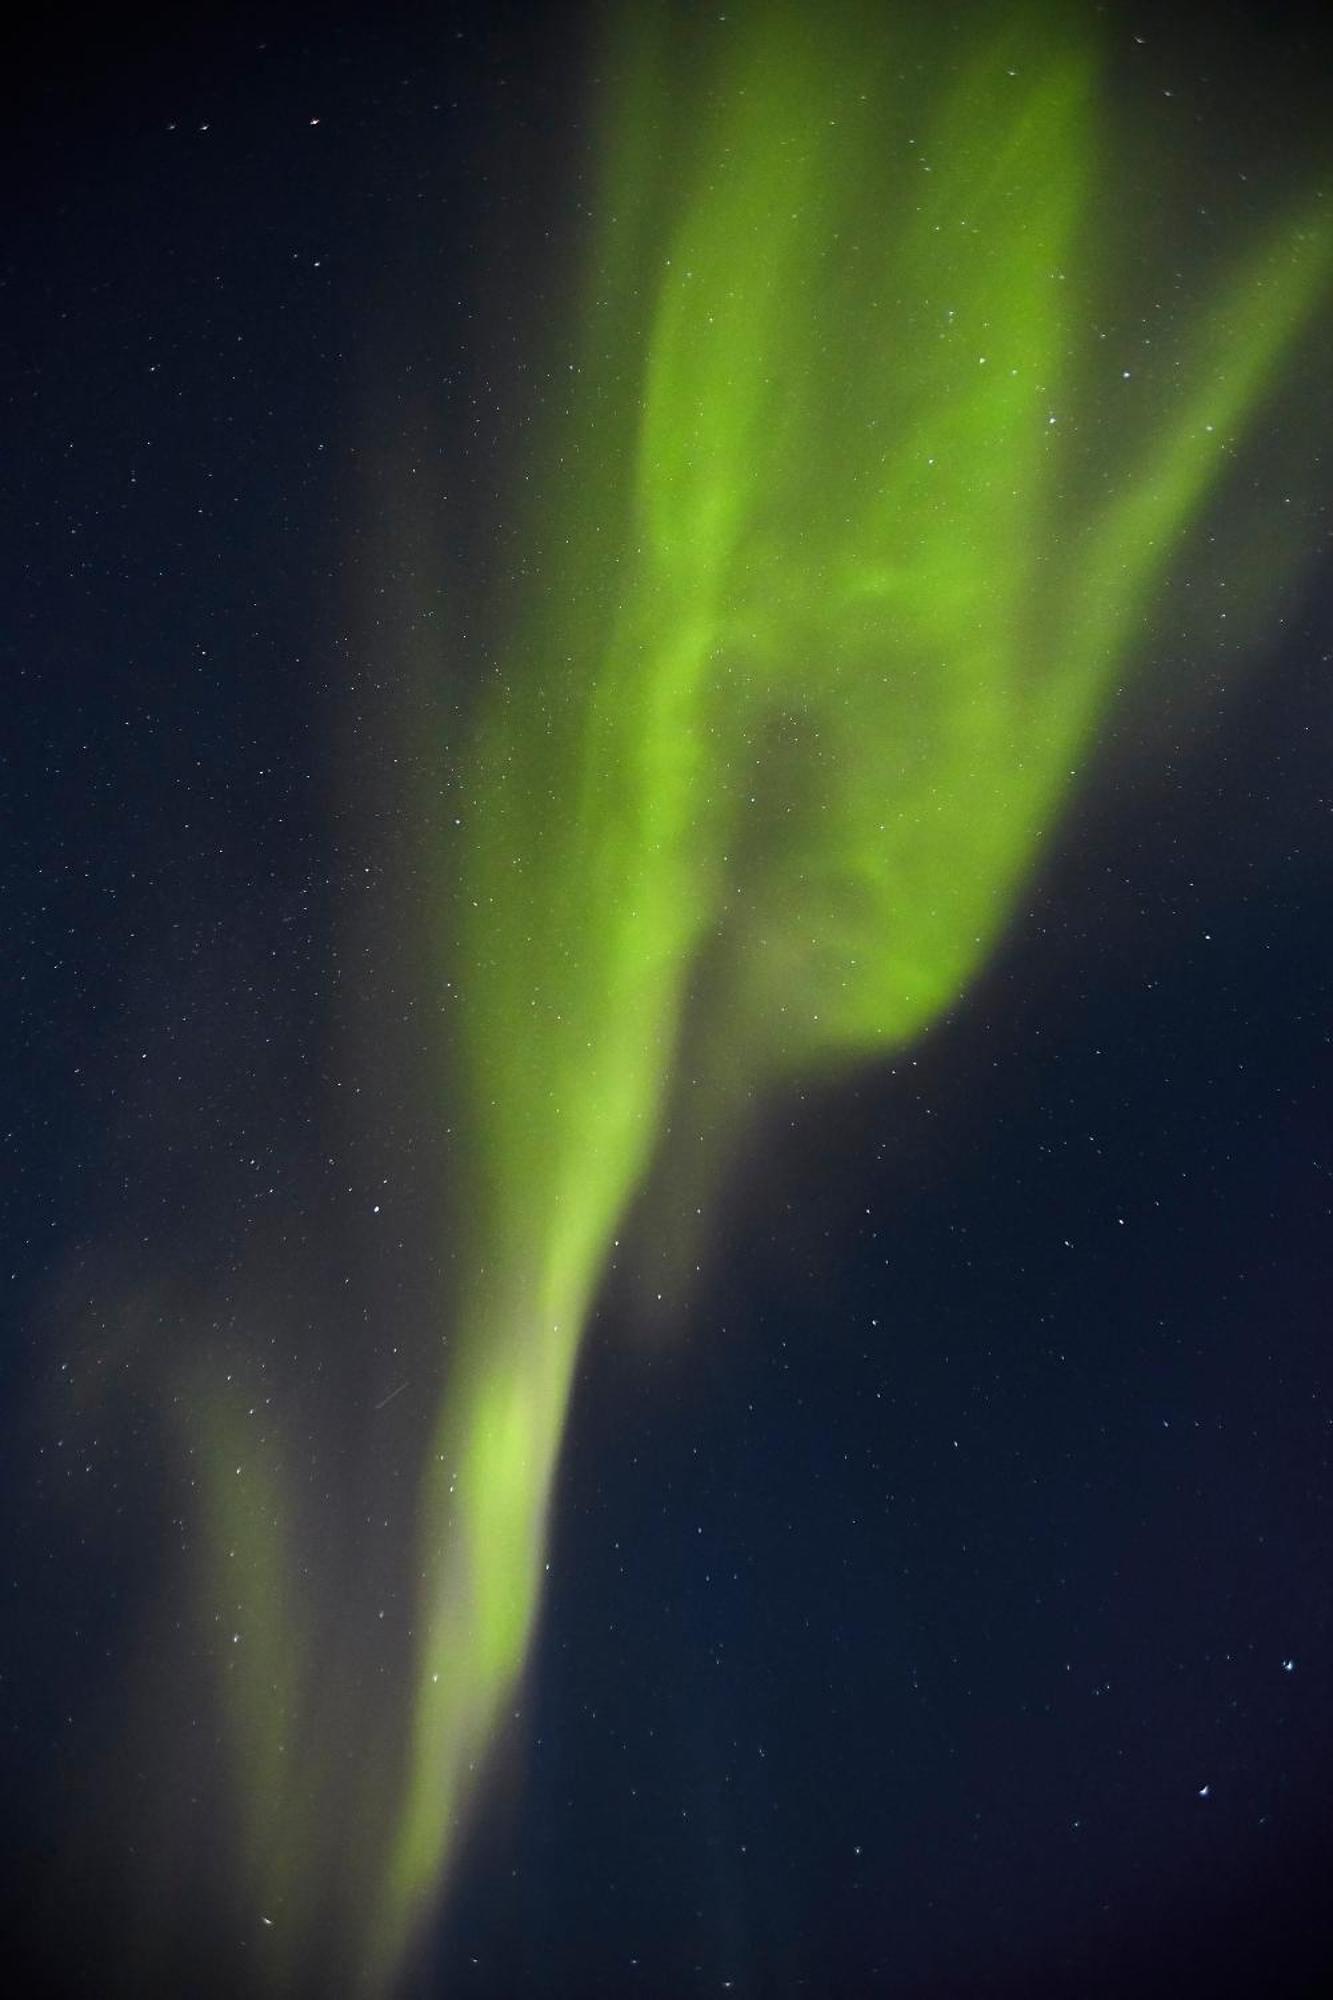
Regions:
[[186, 7, 1329, 1992], [366, 7, 1328, 1989]]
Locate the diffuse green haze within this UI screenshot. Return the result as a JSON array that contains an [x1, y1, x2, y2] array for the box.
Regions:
[[202, 5, 1330, 1992]]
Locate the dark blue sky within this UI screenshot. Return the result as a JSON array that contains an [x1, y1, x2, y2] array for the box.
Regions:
[[4, 4, 1331, 1995]]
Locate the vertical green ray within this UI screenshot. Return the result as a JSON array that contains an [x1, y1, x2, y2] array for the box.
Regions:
[[165, 7, 1329, 1993], [364, 7, 1327, 1990]]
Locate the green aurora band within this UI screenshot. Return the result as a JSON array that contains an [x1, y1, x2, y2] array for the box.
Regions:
[[182, 5, 1328, 1993]]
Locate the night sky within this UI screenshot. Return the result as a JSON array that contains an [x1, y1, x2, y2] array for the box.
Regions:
[[5, 4, 1332, 1997]]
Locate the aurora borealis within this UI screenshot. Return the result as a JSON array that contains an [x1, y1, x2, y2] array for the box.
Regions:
[[6, 3, 1332, 1996], [378, 9, 1329, 1989]]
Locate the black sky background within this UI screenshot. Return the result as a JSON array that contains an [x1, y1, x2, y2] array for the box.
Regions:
[[4, 4, 1332, 1996]]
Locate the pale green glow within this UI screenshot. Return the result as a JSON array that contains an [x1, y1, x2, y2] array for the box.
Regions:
[[186, 1378, 318, 1994], [187, 7, 1329, 1992]]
